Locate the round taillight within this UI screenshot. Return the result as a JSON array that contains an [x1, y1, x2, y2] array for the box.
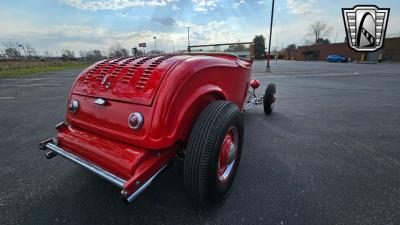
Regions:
[[69, 100, 79, 113], [128, 112, 144, 130], [250, 79, 260, 89]]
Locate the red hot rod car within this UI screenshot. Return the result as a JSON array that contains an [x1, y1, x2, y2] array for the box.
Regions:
[[39, 53, 276, 206]]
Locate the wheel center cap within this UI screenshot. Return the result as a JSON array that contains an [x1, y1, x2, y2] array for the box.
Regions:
[[227, 144, 236, 165]]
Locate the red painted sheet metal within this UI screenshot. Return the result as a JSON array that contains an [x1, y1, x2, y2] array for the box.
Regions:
[[66, 94, 152, 146], [72, 55, 188, 106], [57, 124, 151, 179]]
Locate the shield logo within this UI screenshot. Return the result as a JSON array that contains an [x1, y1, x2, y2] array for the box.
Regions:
[[342, 5, 390, 52]]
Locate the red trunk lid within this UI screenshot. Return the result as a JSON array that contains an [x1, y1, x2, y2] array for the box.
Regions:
[[72, 55, 186, 106]]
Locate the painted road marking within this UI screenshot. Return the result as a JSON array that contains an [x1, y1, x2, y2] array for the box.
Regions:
[[0, 84, 63, 88], [0, 77, 74, 81], [253, 71, 400, 78], [0, 97, 15, 100]]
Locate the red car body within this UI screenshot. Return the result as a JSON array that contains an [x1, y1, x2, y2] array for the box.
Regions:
[[40, 53, 253, 203]]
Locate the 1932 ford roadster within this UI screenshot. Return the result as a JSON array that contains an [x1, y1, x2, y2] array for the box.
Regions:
[[39, 52, 276, 206]]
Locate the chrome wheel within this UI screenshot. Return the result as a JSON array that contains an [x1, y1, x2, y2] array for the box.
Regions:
[[217, 126, 238, 183]]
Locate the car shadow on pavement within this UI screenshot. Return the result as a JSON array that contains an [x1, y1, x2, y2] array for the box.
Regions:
[[14, 111, 320, 225]]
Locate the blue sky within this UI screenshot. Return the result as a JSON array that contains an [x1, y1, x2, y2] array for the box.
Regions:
[[0, 0, 399, 55]]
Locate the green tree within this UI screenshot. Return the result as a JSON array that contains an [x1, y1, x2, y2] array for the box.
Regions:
[[253, 35, 266, 60]]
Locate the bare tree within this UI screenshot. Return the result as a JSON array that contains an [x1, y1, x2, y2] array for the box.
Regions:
[[79, 50, 87, 59], [273, 45, 279, 54], [61, 49, 75, 60], [109, 44, 129, 58], [43, 50, 52, 58], [82, 50, 103, 60], [2, 41, 20, 58], [25, 44, 38, 57], [308, 21, 333, 44], [5, 48, 19, 58], [148, 50, 164, 55], [272, 45, 279, 62], [91, 50, 103, 60]]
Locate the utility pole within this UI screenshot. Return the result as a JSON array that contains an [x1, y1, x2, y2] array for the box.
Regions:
[[187, 27, 191, 52], [18, 44, 27, 60], [275, 38, 278, 63], [266, 0, 275, 71], [153, 36, 157, 52], [171, 40, 175, 53]]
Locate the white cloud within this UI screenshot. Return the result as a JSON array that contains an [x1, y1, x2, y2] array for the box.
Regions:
[[115, 12, 129, 17], [63, 0, 178, 10], [191, 0, 219, 13], [175, 20, 246, 44], [233, 0, 245, 8], [171, 4, 180, 10], [287, 0, 318, 15], [0, 14, 269, 54]]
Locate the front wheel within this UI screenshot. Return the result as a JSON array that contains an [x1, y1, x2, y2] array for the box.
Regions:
[[263, 83, 276, 115], [184, 101, 244, 207]]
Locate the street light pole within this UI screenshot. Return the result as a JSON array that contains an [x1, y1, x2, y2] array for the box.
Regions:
[[187, 27, 191, 52], [153, 36, 157, 52], [266, 0, 275, 70], [18, 44, 27, 60]]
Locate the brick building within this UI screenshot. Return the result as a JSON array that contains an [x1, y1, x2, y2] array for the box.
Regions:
[[291, 37, 400, 62], [382, 37, 400, 62]]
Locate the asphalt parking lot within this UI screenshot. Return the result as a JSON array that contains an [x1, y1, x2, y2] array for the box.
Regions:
[[1, 60, 400, 225]]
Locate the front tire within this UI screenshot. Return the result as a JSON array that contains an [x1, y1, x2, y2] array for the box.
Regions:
[[184, 101, 244, 207], [263, 83, 276, 115]]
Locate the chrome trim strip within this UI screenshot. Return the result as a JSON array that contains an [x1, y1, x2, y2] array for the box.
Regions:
[[125, 165, 167, 203], [45, 143, 126, 188]]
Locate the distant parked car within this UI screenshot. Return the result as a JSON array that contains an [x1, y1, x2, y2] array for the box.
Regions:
[[326, 55, 348, 63]]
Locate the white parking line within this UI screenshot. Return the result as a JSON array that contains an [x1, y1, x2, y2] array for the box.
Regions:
[[0, 84, 63, 88], [253, 73, 354, 78], [253, 71, 400, 78], [0, 97, 15, 100], [0, 77, 74, 81]]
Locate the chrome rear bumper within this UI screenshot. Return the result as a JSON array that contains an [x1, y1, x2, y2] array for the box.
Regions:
[[45, 143, 126, 187], [40, 138, 168, 203]]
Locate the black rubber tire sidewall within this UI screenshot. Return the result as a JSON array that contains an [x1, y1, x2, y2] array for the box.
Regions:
[[184, 101, 244, 207], [263, 83, 276, 115]]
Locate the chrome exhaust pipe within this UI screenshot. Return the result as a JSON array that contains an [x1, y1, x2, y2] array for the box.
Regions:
[[45, 151, 58, 159]]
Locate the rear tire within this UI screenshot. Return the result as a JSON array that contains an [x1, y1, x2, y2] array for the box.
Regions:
[[184, 101, 244, 207], [263, 83, 276, 115]]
